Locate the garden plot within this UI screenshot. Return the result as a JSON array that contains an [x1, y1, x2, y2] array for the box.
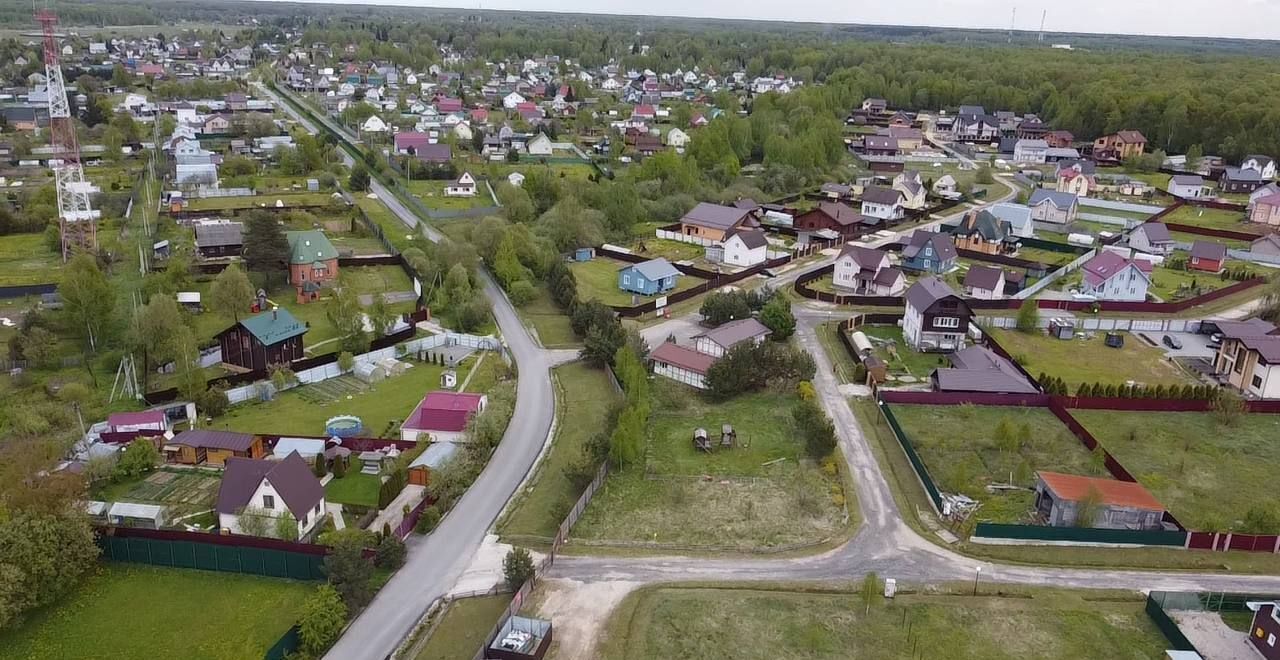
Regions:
[[97, 468, 222, 519]]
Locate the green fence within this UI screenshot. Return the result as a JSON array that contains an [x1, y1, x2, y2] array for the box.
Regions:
[[1145, 594, 1199, 653], [973, 522, 1188, 546], [1020, 237, 1091, 254], [878, 401, 943, 511], [98, 535, 326, 581], [263, 625, 301, 660]]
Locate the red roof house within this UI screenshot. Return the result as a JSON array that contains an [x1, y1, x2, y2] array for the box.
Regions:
[[107, 410, 169, 434], [650, 342, 716, 390], [401, 391, 488, 442]]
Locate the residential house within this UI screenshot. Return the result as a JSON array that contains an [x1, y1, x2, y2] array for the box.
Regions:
[[932, 175, 958, 197], [862, 136, 898, 157], [1250, 193, 1280, 227], [1027, 189, 1079, 225], [902, 276, 972, 351], [952, 209, 1019, 256], [413, 143, 452, 164], [1127, 223, 1176, 256], [1056, 162, 1095, 196], [832, 244, 906, 296], [1213, 319, 1280, 399], [502, 91, 525, 109], [665, 127, 690, 148], [1092, 130, 1147, 160], [1221, 166, 1265, 194], [794, 202, 863, 238], [166, 429, 265, 467], [107, 410, 169, 436], [692, 318, 771, 358], [1246, 602, 1280, 660], [820, 183, 853, 201], [1249, 183, 1280, 211], [216, 453, 326, 539], [1252, 234, 1280, 258], [721, 228, 769, 267], [901, 230, 958, 274], [618, 258, 681, 296], [525, 133, 553, 156], [861, 98, 887, 114], [952, 112, 1001, 142], [881, 126, 924, 150], [962, 265, 1006, 300], [633, 134, 662, 156], [931, 344, 1036, 394], [678, 202, 759, 242], [1033, 471, 1165, 530], [446, 172, 478, 196], [400, 391, 488, 442], [987, 203, 1036, 238], [1013, 139, 1048, 163], [1188, 240, 1227, 273], [360, 115, 388, 133], [194, 222, 244, 259], [1078, 251, 1152, 302], [1167, 174, 1206, 198], [286, 230, 339, 303], [201, 114, 231, 135], [394, 131, 432, 154], [1241, 155, 1277, 180], [861, 186, 905, 224], [1044, 130, 1074, 148], [216, 308, 307, 371], [649, 341, 714, 389], [893, 171, 927, 210]]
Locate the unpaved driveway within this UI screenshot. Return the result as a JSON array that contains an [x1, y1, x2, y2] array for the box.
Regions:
[[1170, 611, 1256, 660], [534, 578, 639, 660]]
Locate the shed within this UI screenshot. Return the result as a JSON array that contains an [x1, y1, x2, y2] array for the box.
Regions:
[[573, 247, 595, 262], [1047, 318, 1074, 340], [272, 437, 326, 460], [84, 500, 109, 521], [693, 427, 711, 452], [407, 441, 461, 486], [487, 615, 553, 660], [107, 502, 167, 529], [177, 291, 202, 312], [1033, 471, 1165, 530]]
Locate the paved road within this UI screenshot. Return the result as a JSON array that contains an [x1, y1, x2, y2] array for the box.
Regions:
[[261, 82, 570, 660]]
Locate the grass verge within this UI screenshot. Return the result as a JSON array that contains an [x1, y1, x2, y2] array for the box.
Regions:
[[413, 595, 510, 660]]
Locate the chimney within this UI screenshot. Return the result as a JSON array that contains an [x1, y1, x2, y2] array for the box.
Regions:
[[272, 306, 278, 320]]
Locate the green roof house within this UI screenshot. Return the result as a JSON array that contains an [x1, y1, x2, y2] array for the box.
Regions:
[[217, 307, 307, 371], [285, 230, 339, 304]]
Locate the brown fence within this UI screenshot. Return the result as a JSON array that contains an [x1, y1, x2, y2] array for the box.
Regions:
[[1160, 221, 1264, 242], [980, 331, 1045, 393], [793, 264, 904, 306], [876, 390, 1050, 407], [601, 248, 792, 317]]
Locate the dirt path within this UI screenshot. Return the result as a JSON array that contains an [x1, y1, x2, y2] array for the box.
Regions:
[[534, 578, 639, 660], [1170, 611, 1256, 660]]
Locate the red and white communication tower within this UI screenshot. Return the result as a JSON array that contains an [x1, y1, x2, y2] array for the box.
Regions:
[[36, 9, 99, 260]]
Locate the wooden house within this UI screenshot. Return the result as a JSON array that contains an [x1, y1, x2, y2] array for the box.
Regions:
[[216, 308, 307, 371], [166, 429, 265, 466]]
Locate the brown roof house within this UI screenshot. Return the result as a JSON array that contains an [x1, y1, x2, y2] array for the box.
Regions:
[[1212, 319, 1280, 399], [692, 318, 771, 358], [1033, 471, 1165, 530], [1092, 130, 1146, 160], [931, 344, 1036, 394], [677, 202, 759, 242], [216, 452, 326, 540], [166, 429, 265, 467], [794, 202, 864, 238], [649, 341, 716, 390], [903, 276, 972, 352], [832, 244, 905, 296]]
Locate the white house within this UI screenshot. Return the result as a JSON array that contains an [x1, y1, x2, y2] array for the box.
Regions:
[[1013, 139, 1049, 164], [1167, 174, 1206, 198], [446, 172, 478, 197], [691, 318, 771, 358], [721, 228, 768, 267], [649, 341, 714, 389], [986, 203, 1035, 238], [1241, 155, 1277, 180], [1127, 223, 1176, 256], [452, 122, 473, 141], [665, 127, 690, 148], [502, 91, 526, 109], [215, 453, 326, 540], [1078, 251, 1152, 302], [507, 171, 526, 187], [962, 265, 1005, 300], [932, 174, 958, 196], [361, 115, 388, 133], [860, 186, 905, 223], [833, 244, 906, 296], [525, 133, 553, 156]]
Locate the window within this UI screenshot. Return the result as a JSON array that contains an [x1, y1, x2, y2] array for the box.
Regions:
[[934, 316, 960, 329], [1235, 347, 1248, 374], [262, 495, 275, 510], [314, 504, 321, 515], [1269, 633, 1276, 647], [622, 274, 630, 286], [1253, 375, 1264, 389], [923, 260, 931, 269]]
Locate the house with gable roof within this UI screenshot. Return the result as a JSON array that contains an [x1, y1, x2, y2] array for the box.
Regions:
[[903, 276, 972, 352], [677, 202, 759, 242], [901, 230, 957, 274], [833, 244, 905, 296], [1127, 223, 1176, 256], [892, 171, 927, 210], [952, 209, 1019, 256], [692, 318, 771, 358], [721, 228, 769, 267], [1078, 251, 1151, 302], [216, 308, 307, 371], [216, 452, 327, 539], [1027, 189, 1079, 225], [618, 258, 681, 296]]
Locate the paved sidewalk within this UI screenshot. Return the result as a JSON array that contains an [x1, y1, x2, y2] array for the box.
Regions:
[[368, 484, 426, 533]]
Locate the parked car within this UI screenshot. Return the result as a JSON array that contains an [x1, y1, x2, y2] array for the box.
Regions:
[[1162, 335, 1183, 350]]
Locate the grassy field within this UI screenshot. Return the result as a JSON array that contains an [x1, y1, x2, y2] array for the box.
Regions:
[[0, 565, 313, 660], [342, 264, 415, 295], [0, 232, 60, 286], [572, 381, 848, 551], [817, 322, 860, 384], [1162, 205, 1255, 232], [569, 257, 703, 306], [1016, 246, 1079, 266], [325, 471, 382, 507], [1148, 264, 1255, 301], [183, 192, 339, 212], [329, 233, 394, 256], [1168, 230, 1250, 250], [499, 363, 619, 543], [414, 595, 510, 660], [1071, 410, 1280, 531], [357, 197, 418, 252], [210, 358, 464, 437], [517, 285, 578, 348], [407, 180, 494, 210], [859, 325, 949, 381], [598, 585, 1170, 660], [627, 238, 706, 263], [889, 404, 1103, 523], [989, 328, 1195, 388]]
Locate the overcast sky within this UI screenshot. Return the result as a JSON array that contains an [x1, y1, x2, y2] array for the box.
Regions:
[[298, 0, 1280, 41]]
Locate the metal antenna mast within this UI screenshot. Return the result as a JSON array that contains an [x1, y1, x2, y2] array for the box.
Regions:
[[1039, 10, 1047, 43], [37, 8, 100, 261], [1008, 7, 1017, 43]]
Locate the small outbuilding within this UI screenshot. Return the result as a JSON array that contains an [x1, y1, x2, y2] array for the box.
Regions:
[[1033, 471, 1166, 530], [487, 615, 553, 660], [107, 502, 167, 529]]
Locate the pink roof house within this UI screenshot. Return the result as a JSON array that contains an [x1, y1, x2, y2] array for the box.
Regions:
[[400, 391, 488, 442], [107, 410, 169, 435]]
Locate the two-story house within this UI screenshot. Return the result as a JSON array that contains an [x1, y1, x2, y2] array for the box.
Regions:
[[892, 171, 928, 210], [901, 230, 958, 274], [1241, 155, 1276, 180], [1013, 139, 1048, 163], [720, 228, 769, 267], [1092, 130, 1146, 160], [216, 452, 326, 540], [962, 265, 1005, 300], [1055, 162, 1095, 197], [1221, 166, 1265, 194], [286, 230, 339, 304], [1078, 251, 1152, 302], [860, 186, 905, 225], [952, 209, 1019, 256], [1212, 319, 1280, 400], [1027, 189, 1079, 225], [1250, 192, 1280, 227], [1246, 601, 1280, 660], [903, 277, 973, 352], [832, 244, 906, 296], [678, 202, 759, 242]]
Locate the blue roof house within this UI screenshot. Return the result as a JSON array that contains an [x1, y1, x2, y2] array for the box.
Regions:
[[618, 258, 681, 296]]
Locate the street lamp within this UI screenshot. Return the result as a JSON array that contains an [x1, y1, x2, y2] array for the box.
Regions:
[[973, 566, 982, 596]]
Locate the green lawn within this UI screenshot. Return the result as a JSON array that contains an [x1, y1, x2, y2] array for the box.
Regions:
[[1015, 246, 1078, 266], [1167, 230, 1250, 250], [568, 257, 704, 307], [889, 404, 1103, 523], [209, 357, 465, 437], [499, 363, 619, 542], [325, 471, 382, 507], [0, 565, 313, 660], [627, 238, 706, 263], [407, 180, 494, 210], [184, 192, 339, 212], [357, 197, 418, 252], [329, 233, 393, 256], [0, 232, 60, 286], [1147, 264, 1254, 302], [989, 328, 1196, 388], [1071, 410, 1280, 531], [516, 285, 578, 349], [598, 585, 1170, 660], [572, 380, 848, 551], [414, 595, 511, 660], [342, 264, 415, 295], [1162, 206, 1255, 232], [859, 325, 949, 381]]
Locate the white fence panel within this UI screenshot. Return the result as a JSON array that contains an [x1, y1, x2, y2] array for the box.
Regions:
[[1078, 198, 1165, 214]]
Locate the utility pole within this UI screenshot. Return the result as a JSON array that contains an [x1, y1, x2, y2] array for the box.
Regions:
[[1039, 10, 1047, 43], [1009, 7, 1017, 43]]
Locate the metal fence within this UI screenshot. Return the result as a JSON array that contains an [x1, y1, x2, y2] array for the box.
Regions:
[[263, 626, 301, 660], [1145, 594, 1200, 655], [97, 529, 327, 580], [876, 399, 944, 512], [972, 522, 1187, 546]]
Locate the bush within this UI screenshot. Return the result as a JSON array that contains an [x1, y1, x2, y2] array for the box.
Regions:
[[507, 279, 536, 305], [502, 547, 536, 591], [113, 438, 159, 480], [298, 584, 348, 656], [374, 532, 406, 569], [197, 385, 229, 417], [414, 506, 441, 534]]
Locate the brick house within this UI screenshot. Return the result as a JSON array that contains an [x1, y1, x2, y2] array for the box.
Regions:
[[286, 230, 339, 303], [1092, 130, 1146, 160]]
